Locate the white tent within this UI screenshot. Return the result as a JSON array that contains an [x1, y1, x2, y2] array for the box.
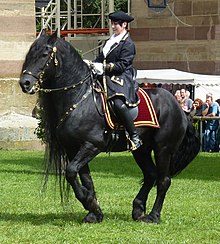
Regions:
[[136, 69, 220, 101]]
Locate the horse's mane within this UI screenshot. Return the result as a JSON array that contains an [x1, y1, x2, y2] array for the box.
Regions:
[[36, 36, 90, 198], [56, 38, 88, 78]]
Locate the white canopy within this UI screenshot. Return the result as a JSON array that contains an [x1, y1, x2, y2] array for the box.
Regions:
[[136, 69, 220, 101], [136, 69, 220, 86]]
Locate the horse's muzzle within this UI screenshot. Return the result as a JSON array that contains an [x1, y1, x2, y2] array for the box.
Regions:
[[19, 74, 37, 94]]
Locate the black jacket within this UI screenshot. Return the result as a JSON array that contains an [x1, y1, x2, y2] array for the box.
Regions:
[[94, 32, 139, 107]]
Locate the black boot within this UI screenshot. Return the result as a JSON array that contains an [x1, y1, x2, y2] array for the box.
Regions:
[[113, 100, 142, 151]]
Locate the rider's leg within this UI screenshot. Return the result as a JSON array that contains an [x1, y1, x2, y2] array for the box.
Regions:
[[111, 97, 142, 150]]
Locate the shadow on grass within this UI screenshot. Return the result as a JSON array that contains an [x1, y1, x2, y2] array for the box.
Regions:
[[0, 211, 84, 225], [0, 153, 44, 170], [0, 151, 219, 181], [91, 153, 220, 182], [176, 153, 220, 181], [0, 152, 141, 179], [0, 211, 131, 225]]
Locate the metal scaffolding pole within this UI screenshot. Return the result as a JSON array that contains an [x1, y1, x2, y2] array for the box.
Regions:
[[101, 0, 105, 29], [56, 0, 60, 36], [74, 0, 77, 30], [67, 0, 72, 30], [109, 0, 114, 35]]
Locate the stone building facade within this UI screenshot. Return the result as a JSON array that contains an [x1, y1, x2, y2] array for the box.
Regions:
[[1, 0, 220, 149], [130, 0, 220, 75], [0, 0, 40, 149], [0, 0, 37, 115]]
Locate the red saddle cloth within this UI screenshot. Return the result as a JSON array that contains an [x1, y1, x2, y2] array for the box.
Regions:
[[103, 87, 160, 129]]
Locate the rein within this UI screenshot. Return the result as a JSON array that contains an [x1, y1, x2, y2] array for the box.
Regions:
[[37, 72, 92, 94]]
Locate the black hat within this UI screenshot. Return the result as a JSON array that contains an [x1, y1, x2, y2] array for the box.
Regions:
[[109, 10, 134, 23]]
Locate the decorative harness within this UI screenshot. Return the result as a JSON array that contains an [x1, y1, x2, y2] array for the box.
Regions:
[[22, 45, 98, 128]]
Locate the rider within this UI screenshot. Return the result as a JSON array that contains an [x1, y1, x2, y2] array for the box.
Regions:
[[93, 10, 142, 150]]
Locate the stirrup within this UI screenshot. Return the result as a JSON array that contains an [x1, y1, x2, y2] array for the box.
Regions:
[[127, 137, 143, 151]]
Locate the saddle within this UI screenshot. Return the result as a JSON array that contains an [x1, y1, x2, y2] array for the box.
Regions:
[[102, 87, 160, 130]]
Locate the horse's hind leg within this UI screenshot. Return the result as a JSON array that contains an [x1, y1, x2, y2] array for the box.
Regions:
[[132, 147, 157, 222], [146, 150, 171, 223]]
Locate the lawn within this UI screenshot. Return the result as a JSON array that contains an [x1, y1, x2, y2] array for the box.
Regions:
[[0, 150, 220, 243]]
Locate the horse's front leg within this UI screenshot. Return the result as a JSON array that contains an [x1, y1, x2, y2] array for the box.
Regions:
[[79, 164, 103, 223], [65, 142, 103, 223]]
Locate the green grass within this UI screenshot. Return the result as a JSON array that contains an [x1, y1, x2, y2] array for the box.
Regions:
[[0, 150, 220, 243]]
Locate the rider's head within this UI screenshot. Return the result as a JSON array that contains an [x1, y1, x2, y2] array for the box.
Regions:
[[109, 11, 134, 35]]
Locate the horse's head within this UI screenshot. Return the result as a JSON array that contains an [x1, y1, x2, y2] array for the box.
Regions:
[[19, 30, 59, 94]]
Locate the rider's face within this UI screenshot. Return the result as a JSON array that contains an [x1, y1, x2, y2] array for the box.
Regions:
[[111, 21, 127, 36]]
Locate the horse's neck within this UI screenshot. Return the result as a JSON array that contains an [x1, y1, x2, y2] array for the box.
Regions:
[[46, 71, 91, 125], [43, 45, 91, 124]]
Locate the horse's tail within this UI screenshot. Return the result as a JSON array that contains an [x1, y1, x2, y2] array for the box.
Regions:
[[42, 139, 70, 202], [170, 118, 200, 177]]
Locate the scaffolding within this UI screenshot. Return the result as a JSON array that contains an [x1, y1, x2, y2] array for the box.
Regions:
[[35, 0, 130, 58]]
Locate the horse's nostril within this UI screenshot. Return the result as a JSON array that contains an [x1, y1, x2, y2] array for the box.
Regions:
[[24, 80, 30, 87]]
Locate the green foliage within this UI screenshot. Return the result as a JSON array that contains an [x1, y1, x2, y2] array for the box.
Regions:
[[1, 151, 219, 243], [36, 1, 128, 31], [115, 0, 128, 11], [33, 101, 47, 144], [79, 0, 128, 28]]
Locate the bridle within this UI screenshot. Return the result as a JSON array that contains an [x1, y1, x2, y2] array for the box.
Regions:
[[22, 44, 102, 128], [22, 46, 58, 93], [22, 46, 92, 94]]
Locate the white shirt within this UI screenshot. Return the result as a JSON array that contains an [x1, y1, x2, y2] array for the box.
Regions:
[[92, 30, 127, 75], [103, 30, 127, 57]]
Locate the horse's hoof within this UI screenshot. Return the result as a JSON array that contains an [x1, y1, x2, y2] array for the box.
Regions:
[[138, 214, 160, 224], [83, 212, 103, 224]]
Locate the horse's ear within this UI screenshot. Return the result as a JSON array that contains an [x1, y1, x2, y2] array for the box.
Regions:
[[36, 29, 47, 39], [40, 29, 47, 37], [48, 29, 58, 45]]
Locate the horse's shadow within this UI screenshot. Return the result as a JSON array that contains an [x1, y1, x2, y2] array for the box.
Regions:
[[0, 211, 132, 225], [175, 153, 220, 182], [1, 152, 219, 182], [91, 153, 220, 182]]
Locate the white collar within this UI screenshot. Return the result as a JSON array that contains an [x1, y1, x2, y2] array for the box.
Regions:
[[103, 30, 127, 57]]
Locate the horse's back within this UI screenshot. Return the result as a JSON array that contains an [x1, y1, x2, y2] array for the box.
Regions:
[[144, 88, 186, 121], [143, 88, 188, 151]]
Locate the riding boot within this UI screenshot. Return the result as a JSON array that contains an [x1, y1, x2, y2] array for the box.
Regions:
[[114, 101, 143, 151]]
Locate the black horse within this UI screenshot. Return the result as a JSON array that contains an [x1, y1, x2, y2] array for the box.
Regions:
[[19, 30, 200, 224]]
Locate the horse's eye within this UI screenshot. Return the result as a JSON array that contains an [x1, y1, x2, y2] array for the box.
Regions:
[[42, 52, 48, 57]]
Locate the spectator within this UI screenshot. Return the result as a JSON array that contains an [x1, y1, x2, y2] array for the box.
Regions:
[[174, 90, 181, 103], [180, 89, 193, 113], [189, 98, 205, 142], [202, 94, 219, 152], [190, 98, 204, 117], [214, 99, 220, 152]]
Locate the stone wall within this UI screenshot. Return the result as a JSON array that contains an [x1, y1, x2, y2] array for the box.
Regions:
[[130, 0, 220, 75], [0, 1, 41, 150], [0, 0, 37, 116]]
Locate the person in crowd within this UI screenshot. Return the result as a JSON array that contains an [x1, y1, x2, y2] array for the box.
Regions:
[[202, 93, 219, 152], [91, 10, 142, 150], [189, 98, 205, 140], [174, 90, 181, 103], [214, 98, 220, 152], [180, 88, 193, 113], [190, 98, 204, 117]]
